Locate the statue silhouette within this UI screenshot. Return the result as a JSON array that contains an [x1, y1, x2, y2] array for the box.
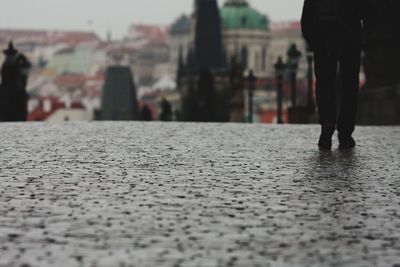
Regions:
[[140, 105, 153, 121], [159, 98, 173, 122], [0, 42, 31, 122], [301, 0, 366, 149], [197, 68, 216, 122]]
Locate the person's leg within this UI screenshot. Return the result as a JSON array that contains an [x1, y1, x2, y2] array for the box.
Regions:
[[337, 40, 361, 148], [314, 48, 339, 148]]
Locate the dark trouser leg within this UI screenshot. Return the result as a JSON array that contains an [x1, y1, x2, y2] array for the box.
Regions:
[[314, 50, 338, 125], [337, 44, 361, 136]]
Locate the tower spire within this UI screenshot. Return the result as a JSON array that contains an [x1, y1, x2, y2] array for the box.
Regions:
[[193, 0, 226, 70]]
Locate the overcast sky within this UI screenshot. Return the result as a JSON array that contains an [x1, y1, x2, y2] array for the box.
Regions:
[[0, 0, 303, 39]]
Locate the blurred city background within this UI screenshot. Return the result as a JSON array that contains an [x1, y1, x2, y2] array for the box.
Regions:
[[0, 0, 398, 124]]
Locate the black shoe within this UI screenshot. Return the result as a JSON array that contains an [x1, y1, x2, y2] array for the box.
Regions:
[[338, 135, 356, 150], [318, 124, 336, 149]]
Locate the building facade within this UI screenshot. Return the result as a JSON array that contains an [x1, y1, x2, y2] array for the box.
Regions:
[[220, 0, 271, 77], [267, 22, 308, 79], [124, 25, 170, 87], [49, 46, 94, 74], [169, 15, 192, 77], [169, 0, 271, 78]]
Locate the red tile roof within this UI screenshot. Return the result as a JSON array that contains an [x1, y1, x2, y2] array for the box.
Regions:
[[270, 21, 301, 33], [54, 74, 86, 88], [28, 97, 84, 121], [0, 28, 101, 45], [128, 24, 169, 46]]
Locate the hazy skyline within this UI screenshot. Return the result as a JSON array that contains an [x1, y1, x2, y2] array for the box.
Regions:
[[0, 0, 303, 39]]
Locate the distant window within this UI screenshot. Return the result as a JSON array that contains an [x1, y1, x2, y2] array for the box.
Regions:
[[241, 17, 247, 27], [241, 47, 248, 69], [262, 47, 267, 71], [261, 16, 267, 26], [255, 53, 260, 71]]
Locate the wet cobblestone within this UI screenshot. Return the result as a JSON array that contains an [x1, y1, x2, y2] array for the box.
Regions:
[[0, 122, 399, 267]]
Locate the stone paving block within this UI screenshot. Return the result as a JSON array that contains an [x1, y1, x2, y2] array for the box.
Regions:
[[0, 122, 399, 267]]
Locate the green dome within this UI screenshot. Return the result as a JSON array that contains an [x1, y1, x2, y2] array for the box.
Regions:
[[220, 0, 269, 31]]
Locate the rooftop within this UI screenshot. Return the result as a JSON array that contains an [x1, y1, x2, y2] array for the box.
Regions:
[[126, 24, 169, 47], [0, 28, 101, 45], [221, 0, 269, 31], [169, 15, 192, 36]]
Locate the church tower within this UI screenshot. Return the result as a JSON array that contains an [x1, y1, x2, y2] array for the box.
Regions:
[[100, 66, 139, 120], [193, 0, 226, 70]]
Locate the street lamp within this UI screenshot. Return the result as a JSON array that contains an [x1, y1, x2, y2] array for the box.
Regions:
[[306, 46, 316, 114], [287, 44, 302, 108], [228, 56, 245, 123], [246, 70, 257, 123], [274, 57, 286, 124]]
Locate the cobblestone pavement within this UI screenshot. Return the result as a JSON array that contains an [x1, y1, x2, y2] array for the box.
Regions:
[[0, 122, 399, 267]]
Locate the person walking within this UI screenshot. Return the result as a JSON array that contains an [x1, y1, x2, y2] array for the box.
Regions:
[[301, 0, 366, 149]]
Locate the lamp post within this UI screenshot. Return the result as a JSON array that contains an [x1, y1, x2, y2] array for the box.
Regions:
[[287, 44, 302, 108], [274, 57, 286, 124], [228, 56, 245, 122], [246, 70, 256, 123], [306, 46, 316, 114]]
